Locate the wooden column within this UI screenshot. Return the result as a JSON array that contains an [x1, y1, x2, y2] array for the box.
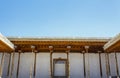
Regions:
[[49, 46, 53, 78], [115, 52, 119, 78], [16, 50, 21, 78], [85, 46, 89, 78], [50, 51, 53, 78], [82, 51, 86, 78], [30, 45, 35, 78], [98, 51, 102, 78], [33, 52, 37, 78], [10, 52, 15, 78], [10, 45, 16, 78], [67, 46, 71, 78], [0, 52, 5, 77], [7, 53, 11, 76], [105, 53, 111, 78], [66, 51, 69, 78]]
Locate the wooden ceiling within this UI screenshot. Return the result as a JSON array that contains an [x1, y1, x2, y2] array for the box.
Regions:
[[1, 33, 120, 53], [11, 40, 107, 53]]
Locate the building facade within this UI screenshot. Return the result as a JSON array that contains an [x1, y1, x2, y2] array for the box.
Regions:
[[0, 33, 120, 78]]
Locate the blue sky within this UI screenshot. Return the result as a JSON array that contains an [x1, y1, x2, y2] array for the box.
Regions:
[[0, 0, 120, 37]]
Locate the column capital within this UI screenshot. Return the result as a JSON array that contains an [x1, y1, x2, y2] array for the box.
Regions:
[[66, 46, 71, 52], [67, 46, 71, 49], [98, 51, 102, 53], [84, 46, 89, 53], [49, 46, 53, 52], [31, 45, 35, 49], [18, 50, 22, 52], [84, 46, 89, 49], [82, 50, 85, 53], [34, 50, 38, 53]]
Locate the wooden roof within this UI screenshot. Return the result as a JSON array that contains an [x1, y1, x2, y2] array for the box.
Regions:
[[104, 33, 120, 52], [0, 33, 14, 52], [2, 33, 120, 53], [8, 37, 109, 53]]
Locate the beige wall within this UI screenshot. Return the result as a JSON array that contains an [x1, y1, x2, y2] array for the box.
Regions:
[[18, 53, 34, 78], [35, 53, 50, 78], [69, 53, 84, 78], [0, 52, 120, 78]]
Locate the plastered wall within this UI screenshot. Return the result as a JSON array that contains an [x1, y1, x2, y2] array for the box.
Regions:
[[0, 52, 120, 78]]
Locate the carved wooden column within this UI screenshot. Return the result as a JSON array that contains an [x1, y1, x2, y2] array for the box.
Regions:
[[67, 46, 71, 78], [84, 46, 89, 78], [98, 51, 102, 78], [82, 51, 86, 78], [0, 52, 5, 78], [30, 45, 35, 78], [105, 52, 111, 78], [115, 52, 119, 78], [33, 50, 37, 78], [7, 53, 11, 76], [49, 46, 53, 78], [10, 45, 17, 78], [17, 50, 21, 78]]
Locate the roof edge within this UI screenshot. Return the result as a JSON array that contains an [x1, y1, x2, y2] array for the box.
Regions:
[[104, 33, 120, 50]]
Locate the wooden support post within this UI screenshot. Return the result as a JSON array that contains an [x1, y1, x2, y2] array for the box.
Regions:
[[115, 52, 119, 78], [98, 51, 102, 78], [82, 51, 86, 78], [10, 52, 15, 78], [106, 53, 111, 78], [30, 45, 36, 78], [17, 52, 21, 78], [85, 46, 89, 78], [66, 46, 71, 78], [10, 45, 17, 78], [7, 53, 11, 76], [0, 53, 5, 77], [50, 51, 53, 78], [33, 52, 37, 78], [67, 51, 69, 78], [49, 46, 53, 78]]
